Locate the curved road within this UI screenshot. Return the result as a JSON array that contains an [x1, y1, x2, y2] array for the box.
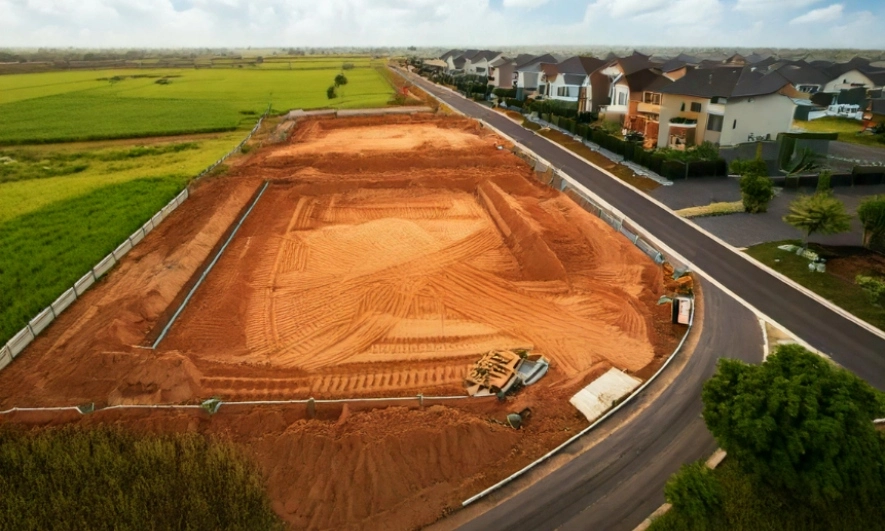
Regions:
[[407, 71, 885, 390], [396, 71, 885, 530], [460, 283, 760, 531]]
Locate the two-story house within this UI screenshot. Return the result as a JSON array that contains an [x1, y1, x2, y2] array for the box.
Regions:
[[515, 53, 559, 100], [621, 70, 673, 147], [590, 51, 660, 118], [774, 62, 830, 95], [464, 50, 503, 76], [657, 66, 797, 149], [542, 56, 607, 111]]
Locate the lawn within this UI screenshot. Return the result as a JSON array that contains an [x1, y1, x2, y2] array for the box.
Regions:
[[0, 64, 393, 144], [0, 426, 283, 530], [793, 117, 885, 149], [744, 240, 885, 332], [649, 458, 884, 531]]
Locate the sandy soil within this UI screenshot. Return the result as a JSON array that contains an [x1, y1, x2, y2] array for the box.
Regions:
[[0, 114, 683, 530]]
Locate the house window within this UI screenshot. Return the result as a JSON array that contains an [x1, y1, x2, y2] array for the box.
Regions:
[[681, 102, 686, 111], [690, 102, 702, 113], [618, 92, 627, 106], [557, 86, 571, 97], [711, 96, 728, 104], [707, 114, 724, 132], [733, 119, 737, 129], [643, 92, 661, 105]]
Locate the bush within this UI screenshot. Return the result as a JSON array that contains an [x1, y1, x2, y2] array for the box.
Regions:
[[740, 173, 775, 213], [817, 170, 832, 194], [730, 158, 768, 176], [664, 461, 722, 520], [856, 275, 885, 305], [326, 85, 337, 99], [0, 426, 284, 530], [493, 88, 517, 99]]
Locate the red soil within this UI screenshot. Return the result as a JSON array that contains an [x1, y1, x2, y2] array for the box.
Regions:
[[0, 114, 683, 530]]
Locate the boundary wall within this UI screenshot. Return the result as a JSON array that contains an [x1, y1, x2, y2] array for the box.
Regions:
[[0, 111, 269, 374]]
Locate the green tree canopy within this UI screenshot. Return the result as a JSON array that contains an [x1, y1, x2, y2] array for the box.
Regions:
[[702, 344, 885, 505], [334, 73, 348, 87], [783, 193, 852, 245], [857, 194, 885, 248], [326, 85, 337, 99]]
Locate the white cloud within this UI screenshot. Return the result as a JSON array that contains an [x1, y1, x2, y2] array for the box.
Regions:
[[789, 3, 843, 24], [501, 0, 551, 8], [733, 0, 821, 13]]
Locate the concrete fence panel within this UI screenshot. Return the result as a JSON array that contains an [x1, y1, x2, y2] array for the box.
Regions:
[[142, 218, 155, 236], [74, 271, 96, 296], [113, 239, 133, 261], [0, 346, 12, 371], [175, 189, 189, 206], [93, 253, 117, 279], [151, 210, 166, 228], [8, 327, 35, 357], [29, 307, 55, 336], [51, 288, 77, 317], [129, 227, 145, 247]]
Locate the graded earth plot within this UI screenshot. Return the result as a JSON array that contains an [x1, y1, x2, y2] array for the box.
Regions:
[[0, 113, 683, 531], [154, 114, 672, 400]]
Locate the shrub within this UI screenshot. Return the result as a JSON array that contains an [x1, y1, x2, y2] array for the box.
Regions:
[[730, 158, 768, 176], [664, 461, 722, 520], [326, 85, 337, 99], [858, 194, 885, 248], [856, 275, 885, 305], [817, 170, 832, 194], [740, 173, 775, 213]]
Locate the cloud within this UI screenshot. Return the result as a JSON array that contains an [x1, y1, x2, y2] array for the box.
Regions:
[[501, 0, 551, 8], [733, 0, 822, 13], [789, 3, 843, 24]]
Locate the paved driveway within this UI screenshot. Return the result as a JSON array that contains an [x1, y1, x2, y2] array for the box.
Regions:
[[829, 141, 885, 165]]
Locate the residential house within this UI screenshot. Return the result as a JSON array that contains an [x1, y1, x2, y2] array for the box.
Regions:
[[464, 50, 503, 76], [621, 70, 674, 147], [823, 67, 885, 93], [489, 57, 514, 89], [515, 53, 559, 100], [539, 56, 607, 110], [660, 54, 700, 81], [440, 49, 465, 73], [774, 63, 830, 95], [591, 51, 660, 118], [657, 66, 797, 149]]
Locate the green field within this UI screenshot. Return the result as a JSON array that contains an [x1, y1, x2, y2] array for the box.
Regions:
[[0, 57, 396, 345], [793, 117, 885, 148], [0, 63, 393, 144], [0, 426, 283, 530]]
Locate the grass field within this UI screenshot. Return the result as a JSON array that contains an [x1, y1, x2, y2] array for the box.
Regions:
[[0, 425, 283, 530], [745, 240, 885, 331], [0, 64, 393, 144], [0, 57, 397, 345], [793, 117, 885, 148]]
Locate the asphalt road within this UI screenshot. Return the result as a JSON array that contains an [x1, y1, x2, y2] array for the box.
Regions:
[[458, 283, 761, 531], [407, 72, 885, 391]]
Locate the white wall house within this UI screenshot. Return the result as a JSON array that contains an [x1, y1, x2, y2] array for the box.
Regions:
[[824, 69, 885, 92], [720, 93, 796, 145], [548, 74, 584, 103]]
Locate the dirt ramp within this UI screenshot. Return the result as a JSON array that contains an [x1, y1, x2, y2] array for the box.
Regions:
[[478, 181, 567, 282]]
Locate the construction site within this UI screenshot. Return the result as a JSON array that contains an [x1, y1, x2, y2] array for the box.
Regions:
[[0, 113, 687, 529]]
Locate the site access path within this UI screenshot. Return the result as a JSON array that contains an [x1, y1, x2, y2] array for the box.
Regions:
[[408, 72, 885, 391]]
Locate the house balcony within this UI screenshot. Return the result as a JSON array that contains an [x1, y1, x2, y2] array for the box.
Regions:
[[637, 102, 661, 114]]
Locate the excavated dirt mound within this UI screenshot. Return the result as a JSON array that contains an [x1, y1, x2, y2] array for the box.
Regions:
[[0, 114, 685, 530]]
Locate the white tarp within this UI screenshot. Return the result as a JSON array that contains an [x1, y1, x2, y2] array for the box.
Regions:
[[569, 368, 642, 422]]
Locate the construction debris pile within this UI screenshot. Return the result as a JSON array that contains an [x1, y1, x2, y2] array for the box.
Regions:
[[465, 349, 549, 397]]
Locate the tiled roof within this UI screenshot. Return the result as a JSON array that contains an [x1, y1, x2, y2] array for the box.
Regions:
[[556, 55, 607, 76], [624, 69, 673, 93], [661, 66, 789, 99], [776, 64, 830, 86]]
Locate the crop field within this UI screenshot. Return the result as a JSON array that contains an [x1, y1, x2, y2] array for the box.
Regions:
[[0, 134, 249, 344], [0, 56, 395, 346], [0, 63, 393, 144]]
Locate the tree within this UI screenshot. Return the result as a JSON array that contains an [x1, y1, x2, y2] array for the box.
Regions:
[[334, 73, 348, 88], [326, 85, 337, 99], [857, 194, 885, 248], [739, 173, 775, 213], [702, 344, 885, 505], [664, 461, 722, 520], [783, 193, 852, 246]]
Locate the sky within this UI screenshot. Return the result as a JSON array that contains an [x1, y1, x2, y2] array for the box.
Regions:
[[0, 0, 882, 50]]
